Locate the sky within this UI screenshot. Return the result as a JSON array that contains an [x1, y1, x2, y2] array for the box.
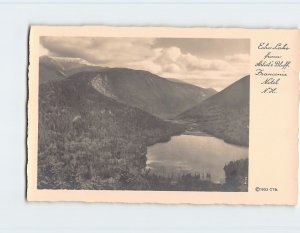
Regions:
[[40, 37, 250, 90]]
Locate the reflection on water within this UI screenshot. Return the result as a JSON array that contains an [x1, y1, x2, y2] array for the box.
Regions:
[[146, 134, 248, 183]]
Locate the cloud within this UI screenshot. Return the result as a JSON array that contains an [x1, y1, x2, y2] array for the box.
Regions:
[[179, 53, 229, 71], [40, 37, 156, 65], [40, 37, 250, 90], [151, 47, 229, 72], [225, 53, 250, 63]]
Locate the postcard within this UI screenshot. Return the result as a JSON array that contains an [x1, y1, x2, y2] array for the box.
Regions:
[[27, 26, 299, 204]]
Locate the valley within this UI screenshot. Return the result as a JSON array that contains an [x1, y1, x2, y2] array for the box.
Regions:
[[37, 56, 250, 191]]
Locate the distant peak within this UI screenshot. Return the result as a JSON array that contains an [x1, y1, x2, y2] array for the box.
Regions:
[[40, 55, 96, 66]]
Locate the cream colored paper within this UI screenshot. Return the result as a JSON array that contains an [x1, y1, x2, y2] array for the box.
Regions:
[[27, 26, 299, 204]]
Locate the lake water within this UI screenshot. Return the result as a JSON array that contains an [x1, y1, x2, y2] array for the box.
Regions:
[[146, 134, 248, 183]]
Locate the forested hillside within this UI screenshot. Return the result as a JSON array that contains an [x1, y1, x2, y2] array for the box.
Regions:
[[38, 75, 184, 189], [178, 75, 250, 146]]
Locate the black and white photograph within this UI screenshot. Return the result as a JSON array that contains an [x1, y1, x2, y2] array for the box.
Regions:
[[37, 36, 250, 192], [2, 0, 300, 231]]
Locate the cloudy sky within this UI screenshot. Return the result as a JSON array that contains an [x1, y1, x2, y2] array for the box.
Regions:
[[40, 37, 250, 90]]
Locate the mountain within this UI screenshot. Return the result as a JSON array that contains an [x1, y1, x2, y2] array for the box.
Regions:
[[38, 74, 184, 189], [39, 56, 104, 83], [68, 68, 217, 119], [39, 56, 66, 83], [178, 75, 250, 146], [166, 78, 189, 84], [39, 57, 216, 119]]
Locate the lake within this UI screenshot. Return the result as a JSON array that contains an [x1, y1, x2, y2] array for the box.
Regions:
[[146, 134, 248, 183]]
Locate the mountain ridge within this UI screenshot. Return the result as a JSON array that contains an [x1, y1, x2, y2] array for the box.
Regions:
[[39, 56, 217, 118], [178, 75, 250, 146], [63, 68, 217, 119], [39, 55, 104, 83]]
